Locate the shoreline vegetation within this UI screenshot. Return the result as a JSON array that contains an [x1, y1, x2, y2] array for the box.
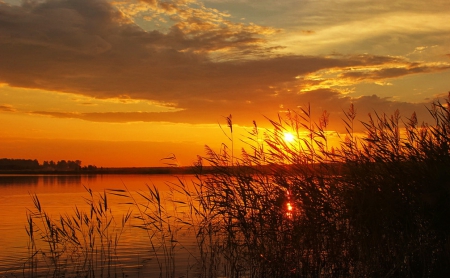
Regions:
[[0, 163, 344, 175], [5, 94, 450, 277], [0, 164, 199, 175]]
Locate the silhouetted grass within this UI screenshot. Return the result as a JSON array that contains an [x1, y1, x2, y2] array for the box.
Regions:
[[23, 94, 450, 277], [189, 94, 450, 277], [25, 187, 132, 277]]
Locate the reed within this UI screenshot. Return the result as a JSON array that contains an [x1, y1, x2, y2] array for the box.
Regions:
[[25, 187, 132, 277], [107, 182, 200, 278], [190, 94, 450, 277], [23, 93, 450, 277]]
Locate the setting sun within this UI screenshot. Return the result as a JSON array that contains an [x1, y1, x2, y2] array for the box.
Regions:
[[283, 132, 295, 143]]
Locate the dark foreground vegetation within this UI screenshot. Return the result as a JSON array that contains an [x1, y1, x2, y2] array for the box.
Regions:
[[22, 95, 450, 277]]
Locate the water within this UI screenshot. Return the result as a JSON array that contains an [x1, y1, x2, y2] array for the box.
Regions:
[[0, 174, 200, 277]]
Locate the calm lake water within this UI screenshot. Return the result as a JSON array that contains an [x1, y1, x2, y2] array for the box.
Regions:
[[0, 174, 200, 277]]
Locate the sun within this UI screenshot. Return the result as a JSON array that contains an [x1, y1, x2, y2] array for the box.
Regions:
[[283, 132, 295, 143]]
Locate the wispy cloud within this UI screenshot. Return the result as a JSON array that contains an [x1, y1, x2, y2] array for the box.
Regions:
[[30, 90, 438, 134], [0, 104, 16, 112]]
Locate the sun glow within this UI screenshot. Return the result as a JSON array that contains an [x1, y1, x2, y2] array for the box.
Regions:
[[283, 132, 295, 143]]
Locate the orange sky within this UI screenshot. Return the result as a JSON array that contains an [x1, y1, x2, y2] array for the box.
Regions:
[[0, 0, 449, 167]]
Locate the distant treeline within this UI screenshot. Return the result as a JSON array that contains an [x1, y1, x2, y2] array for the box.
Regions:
[[0, 157, 343, 175], [0, 158, 202, 174], [0, 158, 97, 171]]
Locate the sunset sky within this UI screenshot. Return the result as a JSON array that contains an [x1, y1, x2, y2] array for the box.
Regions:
[[1, 0, 449, 167]]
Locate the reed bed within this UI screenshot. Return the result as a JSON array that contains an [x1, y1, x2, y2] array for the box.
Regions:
[[189, 95, 450, 277], [24, 183, 199, 278], [22, 94, 450, 277], [25, 187, 132, 277]]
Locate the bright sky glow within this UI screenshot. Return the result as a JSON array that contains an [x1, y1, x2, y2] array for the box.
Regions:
[[0, 0, 449, 166]]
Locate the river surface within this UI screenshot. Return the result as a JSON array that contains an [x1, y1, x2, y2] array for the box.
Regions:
[[0, 174, 201, 277]]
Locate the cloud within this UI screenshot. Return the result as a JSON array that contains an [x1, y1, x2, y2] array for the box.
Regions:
[[341, 64, 449, 80], [0, 104, 16, 112], [271, 0, 450, 56], [0, 0, 279, 97], [1, 0, 449, 129], [115, 0, 279, 55], [301, 59, 450, 91], [301, 30, 315, 35], [30, 89, 438, 134]]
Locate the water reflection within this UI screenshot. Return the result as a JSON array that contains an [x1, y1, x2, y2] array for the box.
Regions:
[[0, 174, 98, 187], [0, 175, 39, 187], [0, 174, 197, 277], [41, 175, 82, 186], [0, 174, 179, 193]]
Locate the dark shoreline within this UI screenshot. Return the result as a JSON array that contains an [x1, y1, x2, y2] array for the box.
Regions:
[[0, 166, 202, 175], [0, 163, 345, 176]]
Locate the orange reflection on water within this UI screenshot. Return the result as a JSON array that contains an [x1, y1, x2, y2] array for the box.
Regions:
[[286, 202, 294, 219], [286, 202, 293, 212], [0, 174, 198, 276], [285, 190, 294, 219]]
